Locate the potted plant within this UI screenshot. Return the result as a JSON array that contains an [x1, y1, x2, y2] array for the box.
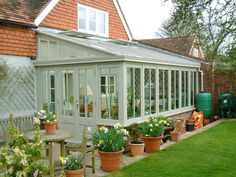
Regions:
[[37, 110, 57, 134], [126, 123, 144, 156], [92, 123, 129, 172], [141, 116, 170, 153], [60, 154, 83, 177]]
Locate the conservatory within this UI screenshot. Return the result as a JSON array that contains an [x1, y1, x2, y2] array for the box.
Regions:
[[35, 30, 201, 141]]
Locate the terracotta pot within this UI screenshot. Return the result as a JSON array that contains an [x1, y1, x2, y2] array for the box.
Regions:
[[170, 131, 180, 142], [64, 168, 83, 177], [98, 149, 124, 172], [129, 142, 144, 156], [142, 136, 163, 153], [43, 121, 57, 134]]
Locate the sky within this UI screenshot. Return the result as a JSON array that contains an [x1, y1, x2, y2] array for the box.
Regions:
[[118, 0, 173, 39]]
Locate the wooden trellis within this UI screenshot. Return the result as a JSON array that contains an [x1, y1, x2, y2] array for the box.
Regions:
[[0, 64, 35, 119]]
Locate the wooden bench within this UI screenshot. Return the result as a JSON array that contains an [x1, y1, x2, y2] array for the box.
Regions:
[[0, 116, 34, 146]]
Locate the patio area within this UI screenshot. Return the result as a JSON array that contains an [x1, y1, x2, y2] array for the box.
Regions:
[[51, 118, 226, 177]]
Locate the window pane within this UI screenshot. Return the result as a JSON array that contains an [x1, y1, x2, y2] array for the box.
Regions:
[[182, 71, 185, 107], [159, 70, 164, 112], [79, 7, 86, 30], [186, 71, 189, 106], [171, 70, 175, 110], [164, 70, 168, 111], [79, 70, 86, 117], [87, 69, 95, 118], [62, 70, 74, 116], [127, 68, 134, 118], [101, 68, 118, 120], [151, 69, 156, 114], [135, 68, 141, 117], [144, 69, 150, 115], [98, 12, 105, 34], [42, 71, 55, 113], [176, 71, 179, 108], [89, 10, 96, 32]]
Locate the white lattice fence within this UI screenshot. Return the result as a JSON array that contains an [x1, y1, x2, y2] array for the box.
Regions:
[[0, 64, 35, 119]]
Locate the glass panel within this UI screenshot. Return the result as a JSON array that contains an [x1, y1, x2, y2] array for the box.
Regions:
[[186, 71, 189, 107], [48, 42, 57, 59], [101, 68, 118, 120], [151, 69, 156, 114], [194, 71, 197, 104], [98, 12, 105, 34], [159, 70, 164, 112], [79, 7, 86, 29], [40, 40, 48, 59], [79, 70, 86, 117], [182, 71, 186, 107], [176, 71, 179, 109], [135, 68, 141, 117], [127, 68, 134, 118], [87, 69, 95, 118], [144, 69, 150, 115], [164, 70, 168, 111], [42, 71, 55, 113], [110, 68, 118, 120], [89, 10, 96, 32], [62, 70, 74, 116], [171, 70, 175, 110]]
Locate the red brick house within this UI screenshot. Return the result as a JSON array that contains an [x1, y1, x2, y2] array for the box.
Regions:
[[0, 0, 132, 119], [0, 0, 201, 140]]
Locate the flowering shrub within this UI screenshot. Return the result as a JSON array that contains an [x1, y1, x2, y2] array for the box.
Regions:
[[92, 123, 129, 152], [37, 110, 57, 122], [141, 116, 172, 137], [0, 114, 47, 177], [60, 154, 83, 170]]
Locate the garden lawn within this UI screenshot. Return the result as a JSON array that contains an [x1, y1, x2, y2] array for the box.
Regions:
[[108, 121, 236, 177]]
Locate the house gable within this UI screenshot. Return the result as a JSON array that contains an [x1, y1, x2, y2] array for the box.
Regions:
[[40, 0, 130, 40]]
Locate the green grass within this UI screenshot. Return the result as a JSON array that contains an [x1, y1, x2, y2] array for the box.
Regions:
[[108, 121, 236, 177]]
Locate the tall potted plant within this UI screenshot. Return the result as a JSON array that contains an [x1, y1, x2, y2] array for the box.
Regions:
[[92, 123, 129, 172], [141, 116, 170, 153], [60, 154, 83, 177], [37, 110, 57, 134], [126, 123, 144, 156]]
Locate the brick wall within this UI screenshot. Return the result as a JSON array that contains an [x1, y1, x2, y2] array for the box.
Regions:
[[41, 0, 129, 40], [0, 24, 36, 57], [201, 63, 236, 116]]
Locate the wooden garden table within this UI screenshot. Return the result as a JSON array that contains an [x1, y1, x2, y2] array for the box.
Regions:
[[26, 129, 72, 177]]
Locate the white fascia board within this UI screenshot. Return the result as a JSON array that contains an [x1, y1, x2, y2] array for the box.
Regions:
[[34, 0, 60, 26], [113, 0, 133, 41]]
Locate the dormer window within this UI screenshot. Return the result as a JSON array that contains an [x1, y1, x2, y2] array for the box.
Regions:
[[78, 4, 109, 37], [193, 48, 199, 57]]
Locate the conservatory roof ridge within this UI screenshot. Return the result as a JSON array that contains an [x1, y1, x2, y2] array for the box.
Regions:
[[37, 30, 201, 68], [36, 30, 121, 57]]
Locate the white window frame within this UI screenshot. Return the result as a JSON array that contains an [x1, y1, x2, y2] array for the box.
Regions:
[[78, 4, 109, 37]]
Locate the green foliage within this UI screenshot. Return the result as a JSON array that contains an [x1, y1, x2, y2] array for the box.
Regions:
[[141, 116, 172, 137], [37, 110, 57, 122], [126, 123, 142, 143], [92, 123, 129, 152], [0, 114, 47, 176], [160, 0, 236, 64], [60, 154, 83, 170], [107, 121, 236, 177]]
